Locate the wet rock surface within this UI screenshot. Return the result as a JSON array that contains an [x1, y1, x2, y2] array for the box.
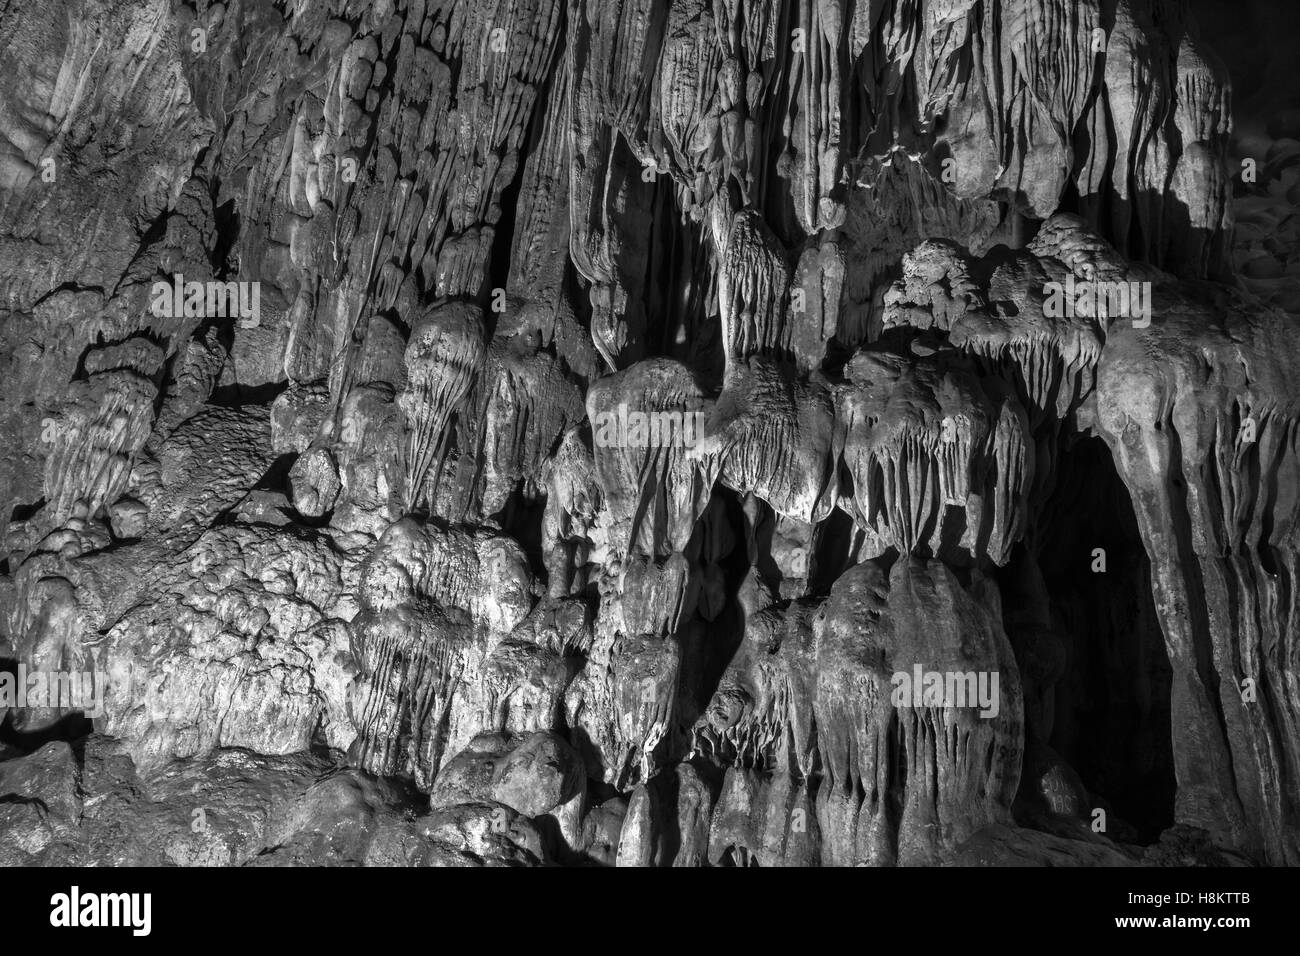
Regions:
[[0, 0, 1296, 867]]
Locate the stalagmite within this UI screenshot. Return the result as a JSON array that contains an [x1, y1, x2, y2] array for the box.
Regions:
[[0, 0, 1292, 872], [397, 300, 487, 511]]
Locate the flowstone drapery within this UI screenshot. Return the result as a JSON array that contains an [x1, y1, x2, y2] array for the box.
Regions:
[[0, 0, 1295, 867]]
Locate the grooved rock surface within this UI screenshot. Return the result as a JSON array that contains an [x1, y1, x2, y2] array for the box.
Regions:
[[0, 0, 1296, 868]]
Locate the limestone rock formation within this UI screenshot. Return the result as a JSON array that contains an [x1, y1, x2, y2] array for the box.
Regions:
[[1, 0, 1296, 869]]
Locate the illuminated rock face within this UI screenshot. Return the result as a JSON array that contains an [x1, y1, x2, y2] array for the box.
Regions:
[[0, 0, 1293, 867]]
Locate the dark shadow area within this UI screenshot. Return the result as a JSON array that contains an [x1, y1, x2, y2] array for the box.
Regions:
[[1036, 435, 1175, 844], [208, 379, 288, 407]]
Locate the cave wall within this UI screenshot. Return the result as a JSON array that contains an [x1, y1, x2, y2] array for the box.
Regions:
[[0, 0, 1295, 866]]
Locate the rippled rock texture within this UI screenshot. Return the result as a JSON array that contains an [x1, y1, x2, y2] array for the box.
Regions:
[[0, 0, 1295, 866]]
